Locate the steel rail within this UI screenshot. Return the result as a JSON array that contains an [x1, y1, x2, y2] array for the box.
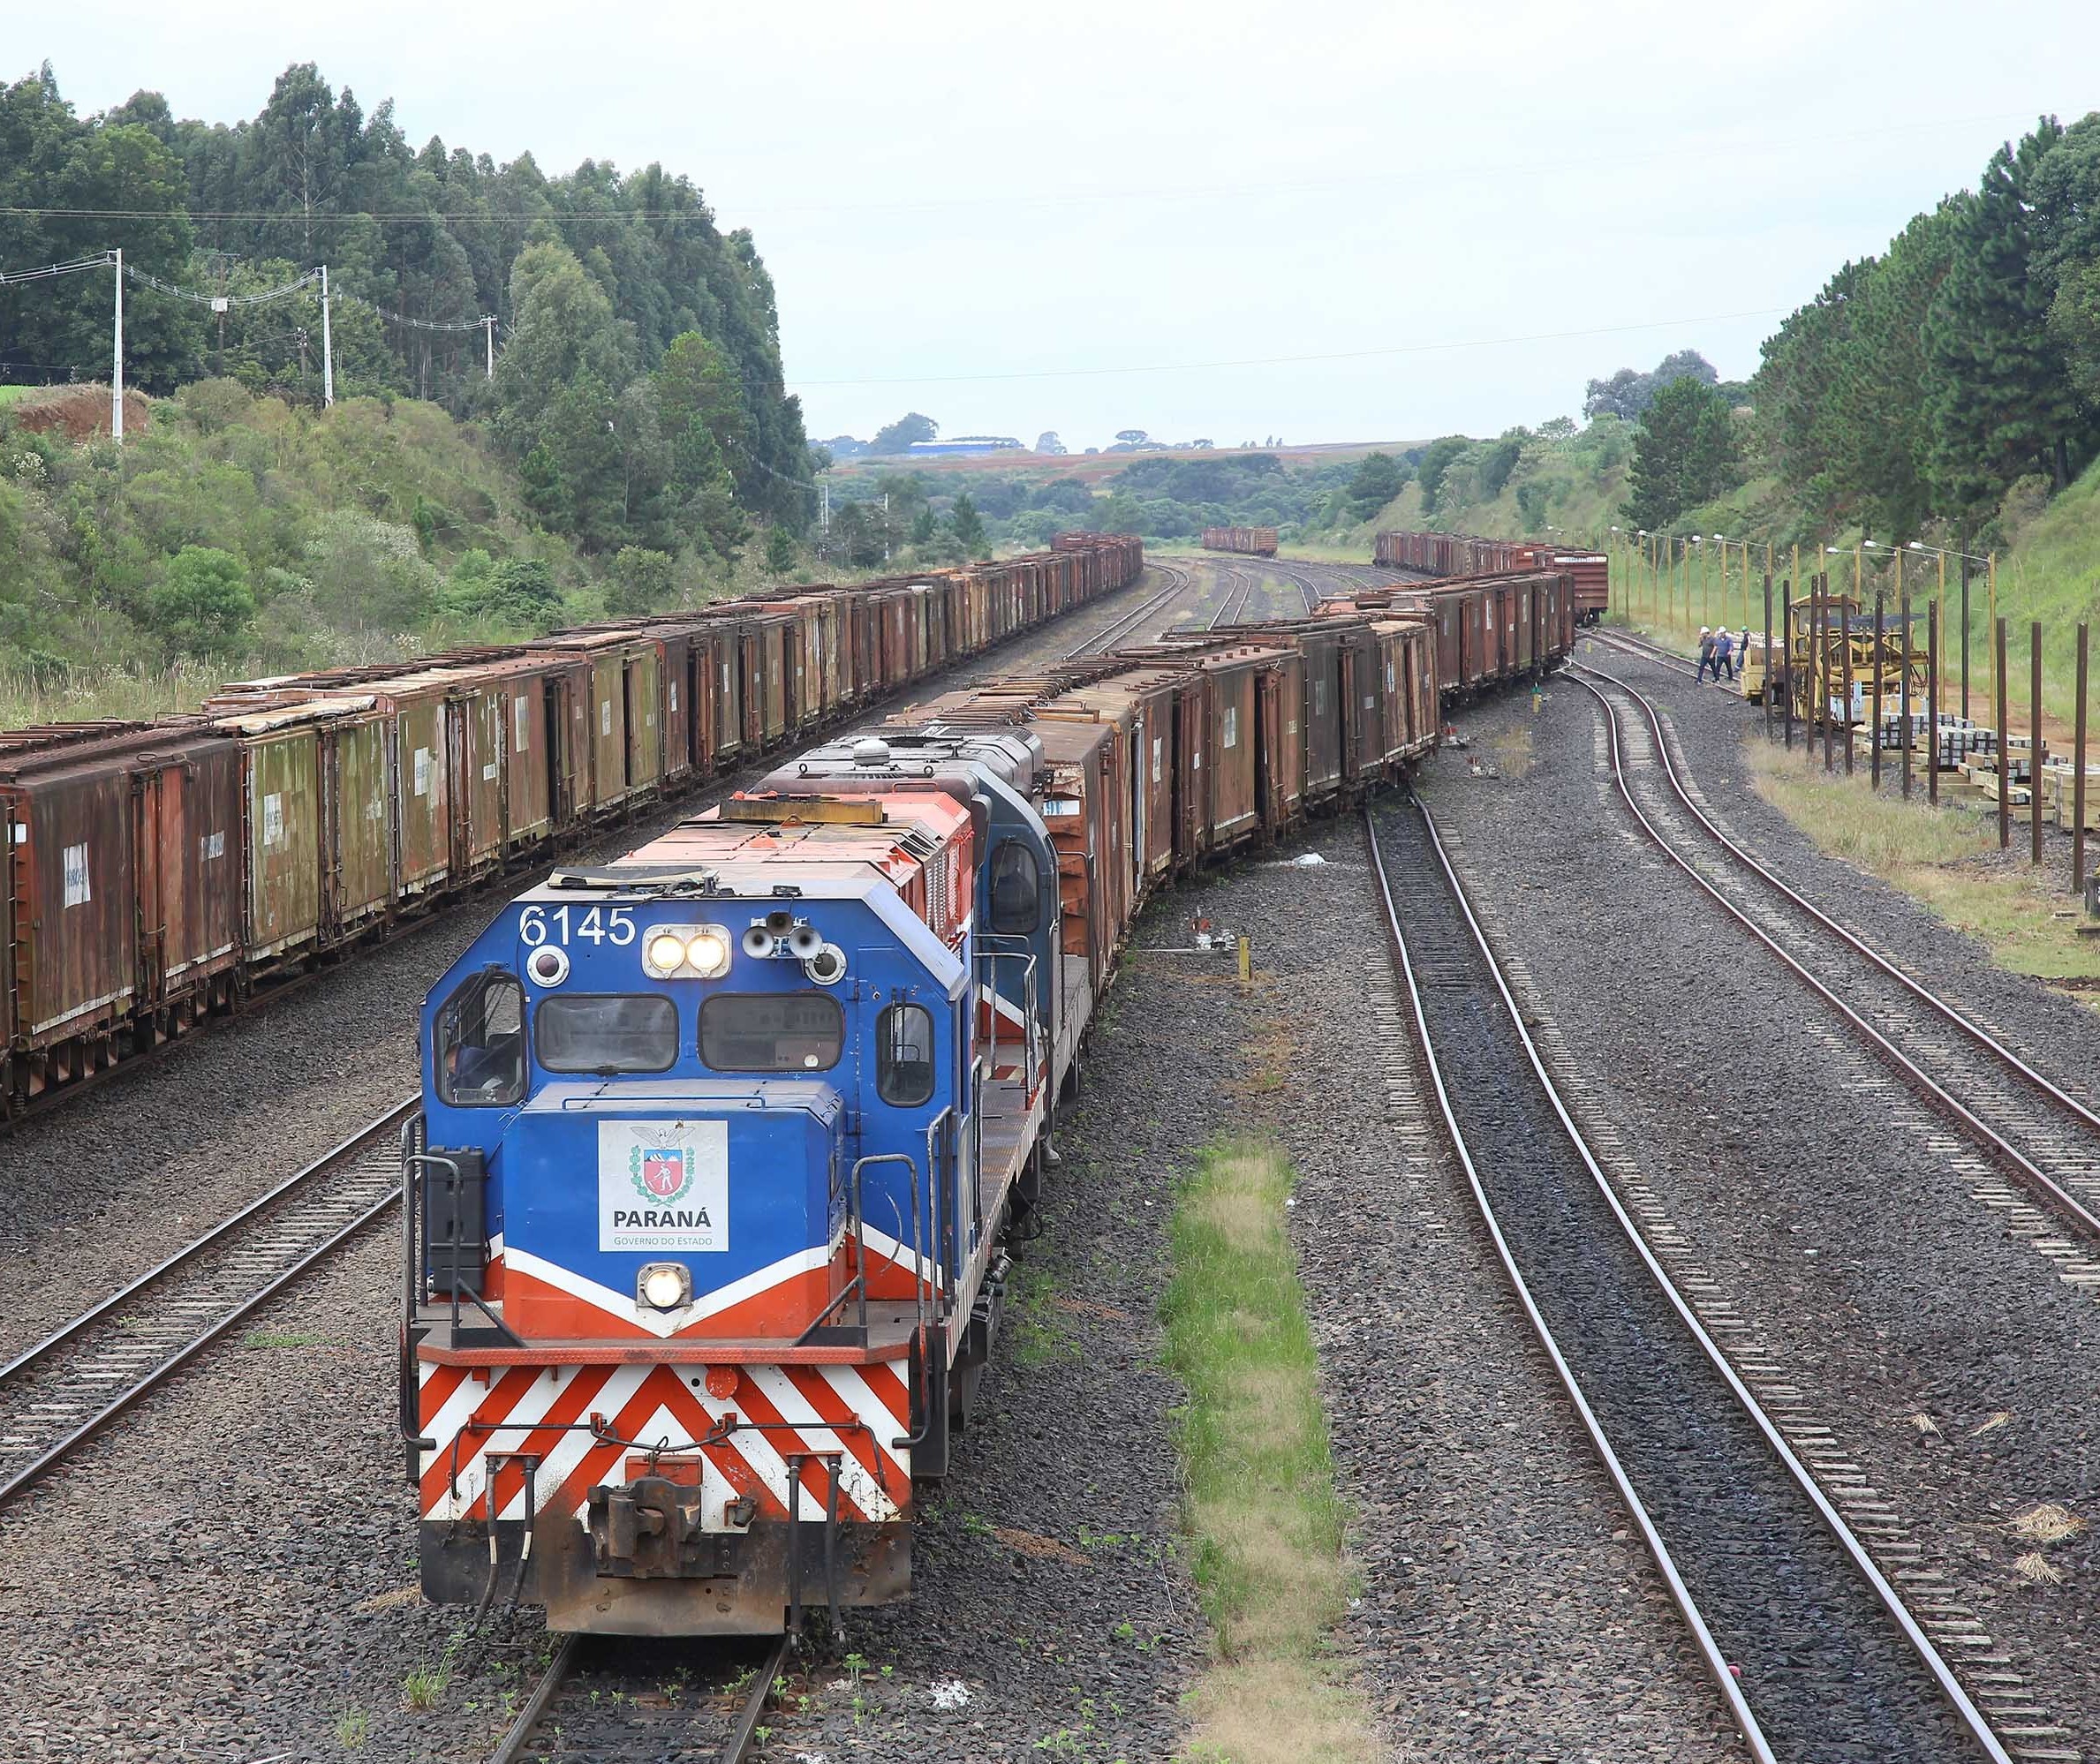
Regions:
[[1204, 560, 1261, 631], [489, 1633, 788, 1764], [1574, 661, 2100, 1243], [722, 1636, 793, 1760], [0, 1101, 413, 1506], [1583, 627, 1701, 678], [1369, 803, 1771, 1761], [0, 1097, 416, 1388], [487, 1634, 582, 1764], [1060, 562, 1195, 659], [1368, 798, 2010, 1764]]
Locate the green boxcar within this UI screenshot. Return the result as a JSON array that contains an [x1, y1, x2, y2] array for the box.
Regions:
[[233, 716, 323, 961]]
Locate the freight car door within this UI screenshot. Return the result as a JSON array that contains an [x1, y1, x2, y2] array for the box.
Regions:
[[623, 647, 661, 794], [246, 731, 321, 960], [132, 766, 166, 1006], [397, 699, 449, 895], [333, 717, 390, 931], [591, 657, 623, 807]]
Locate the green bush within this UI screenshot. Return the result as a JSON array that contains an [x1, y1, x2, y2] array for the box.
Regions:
[[146, 547, 255, 656]]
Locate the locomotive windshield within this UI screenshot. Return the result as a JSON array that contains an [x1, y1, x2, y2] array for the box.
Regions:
[[699, 993, 845, 1072], [988, 840, 1039, 934], [875, 1002, 936, 1105], [434, 971, 527, 1106], [536, 994, 679, 1074]]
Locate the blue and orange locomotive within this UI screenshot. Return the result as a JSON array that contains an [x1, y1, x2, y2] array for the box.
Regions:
[[404, 727, 1066, 1635]]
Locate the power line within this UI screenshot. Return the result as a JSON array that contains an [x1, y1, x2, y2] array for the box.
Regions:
[[0, 110, 2033, 227], [0, 252, 112, 285], [723, 434, 819, 493], [123, 261, 319, 305], [787, 307, 1791, 389]]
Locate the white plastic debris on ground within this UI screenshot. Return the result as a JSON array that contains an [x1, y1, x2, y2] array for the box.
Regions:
[[930, 1679, 972, 1710], [1289, 851, 1327, 867]]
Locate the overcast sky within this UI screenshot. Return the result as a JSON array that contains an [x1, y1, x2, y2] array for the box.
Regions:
[[24, 2, 2100, 451]]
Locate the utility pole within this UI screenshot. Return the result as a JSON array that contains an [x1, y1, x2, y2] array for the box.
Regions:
[[320, 264, 335, 408], [110, 247, 124, 442], [483, 314, 495, 379]]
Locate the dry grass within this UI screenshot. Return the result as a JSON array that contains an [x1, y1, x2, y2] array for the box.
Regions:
[[1973, 1411, 2012, 1437], [2014, 1549, 2066, 1586], [1491, 723, 1537, 780], [1050, 1294, 1133, 1323], [1747, 738, 2100, 992], [1184, 1657, 1384, 1764], [1165, 1138, 1382, 1764], [989, 1526, 1091, 1567], [1908, 1412, 1942, 1436], [2008, 1502, 2087, 1545], [1228, 1018, 1297, 1097]]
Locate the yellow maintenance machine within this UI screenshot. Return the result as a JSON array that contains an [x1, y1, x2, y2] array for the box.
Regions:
[[1780, 592, 1927, 728], [1740, 631, 1778, 704]]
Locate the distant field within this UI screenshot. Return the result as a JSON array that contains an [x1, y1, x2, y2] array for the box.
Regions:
[[831, 438, 1416, 483]]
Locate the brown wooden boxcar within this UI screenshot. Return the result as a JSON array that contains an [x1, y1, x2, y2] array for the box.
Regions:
[[0, 721, 244, 1102]]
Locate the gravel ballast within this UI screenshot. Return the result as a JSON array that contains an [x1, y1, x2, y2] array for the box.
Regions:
[[1424, 646, 2100, 1750], [0, 570, 1802, 1760]]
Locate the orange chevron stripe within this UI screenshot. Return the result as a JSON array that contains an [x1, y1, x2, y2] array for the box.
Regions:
[[417, 1361, 472, 1430], [857, 1360, 912, 1429], [782, 1365, 903, 1507], [725, 1372, 870, 1524], [539, 1367, 734, 1521], [479, 1364, 619, 1520], [419, 1366, 542, 1512], [501, 1260, 841, 1339]]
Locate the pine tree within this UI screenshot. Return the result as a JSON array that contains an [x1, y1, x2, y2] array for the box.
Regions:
[[1622, 379, 1739, 528], [1824, 205, 1957, 539], [1924, 119, 2082, 511], [948, 492, 986, 559]]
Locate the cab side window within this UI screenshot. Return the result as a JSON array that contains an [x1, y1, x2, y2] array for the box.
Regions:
[[988, 840, 1039, 935], [435, 970, 526, 1106], [876, 1003, 936, 1107]]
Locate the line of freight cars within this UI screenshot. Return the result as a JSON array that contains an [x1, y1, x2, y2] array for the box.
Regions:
[[408, 582, 1451, 1635], [0, 534, 1144, 1120], [1374, 529, 1609, 624], [1201, 525, 1279, 558], [1315, 568, 1578, 699], [403, 553, 1586, 1636]]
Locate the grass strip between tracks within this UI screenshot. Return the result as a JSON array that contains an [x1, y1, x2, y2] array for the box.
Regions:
[[1745, 736, 2100, 995], [1162, 1136, 1379, 1764]]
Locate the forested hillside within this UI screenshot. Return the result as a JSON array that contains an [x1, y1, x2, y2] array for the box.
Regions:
[[0, 62, 812, 540], [1308, 115, 2100, 639], [0, 61, 820, 692]]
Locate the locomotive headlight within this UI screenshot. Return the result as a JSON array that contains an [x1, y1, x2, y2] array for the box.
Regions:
[[638, 1262, 691, 1311], [641, 923, 733, 979], [684, 929, 732, 978]]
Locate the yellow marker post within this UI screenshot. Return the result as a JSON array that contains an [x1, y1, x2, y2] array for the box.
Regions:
[[1236, 933, 1252, 987]]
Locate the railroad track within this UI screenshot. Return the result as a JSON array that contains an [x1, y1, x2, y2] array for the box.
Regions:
[[0, 569, 1190, 1501], [1575, 660, 2100, 1249], [0, 1100, 413, 1505], [488, 1633, 788, 1764], [1205, 561, 1258, 629], [1585, 625, 1702, 678], [1366, 795, 2007, 1762], [1061, 561, 1197, 658]]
